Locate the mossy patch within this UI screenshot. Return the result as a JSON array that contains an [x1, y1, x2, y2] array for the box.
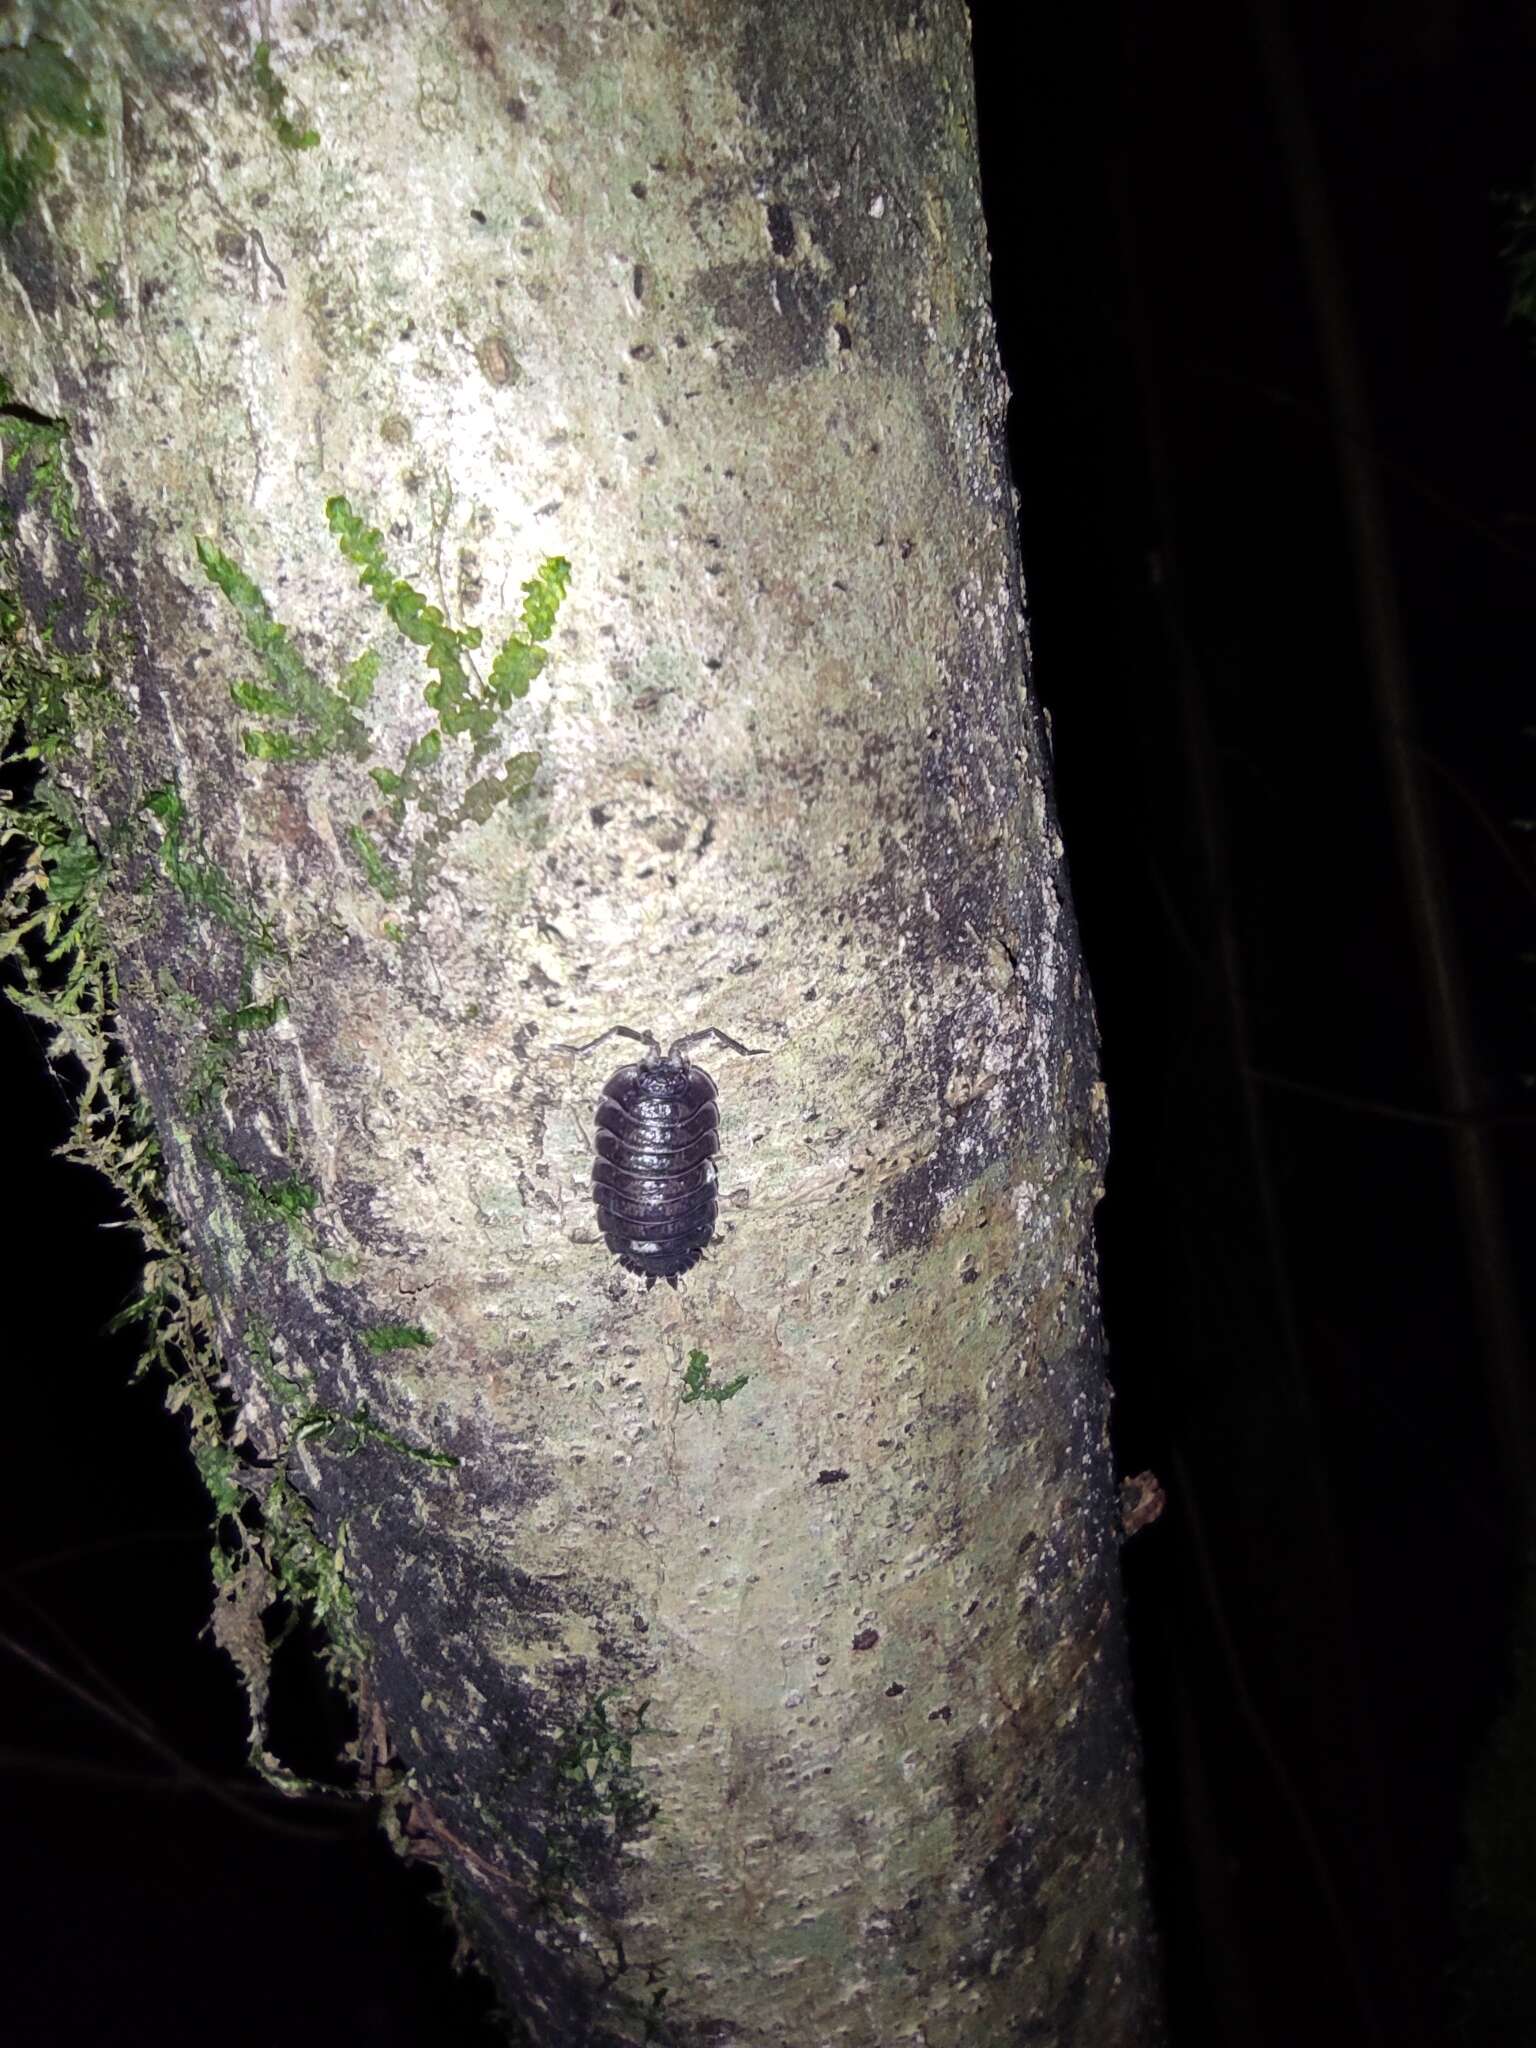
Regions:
[[0, 37, 103, 232], [249, 40, 319, 152], [143, 782, 276, 951], [326, 492, 570, 745], [679, 1348, 748, 1407], [0, 405, 454, 1806], [196, 535, 371, 762], [362, 1321, 435, 1353], [197, 496, 571, 910], [539, 1689, 661, 1911]]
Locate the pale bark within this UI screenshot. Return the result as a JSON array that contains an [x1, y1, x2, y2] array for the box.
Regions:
[[1, 2, 1157, 2040]]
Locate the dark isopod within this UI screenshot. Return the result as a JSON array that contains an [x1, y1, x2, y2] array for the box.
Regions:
[[553, 1026, 764, 1286]]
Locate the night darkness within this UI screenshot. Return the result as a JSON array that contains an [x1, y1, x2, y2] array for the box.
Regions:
[[5, 4, 1535, 2044]]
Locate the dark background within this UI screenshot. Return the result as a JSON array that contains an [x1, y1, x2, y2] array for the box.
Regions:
[[5, 2, 1535, 2042]]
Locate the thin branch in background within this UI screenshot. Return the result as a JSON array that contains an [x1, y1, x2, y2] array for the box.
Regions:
[[0, 1745, 366, 1823], [1246, 0, 1534, 1506], [1111, 31, 1420, 2007], [0, 1626, 367, 1840], [0, 1528, 203, 1581], [1170, 1449, 1383, 2047], [1415, 744, 1536, 912], [1248, 1065, 1536, 1129], [1185, 355, 1536, 570]]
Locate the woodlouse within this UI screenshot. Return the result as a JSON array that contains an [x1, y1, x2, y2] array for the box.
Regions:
[[553, 1027, 763, 1286]]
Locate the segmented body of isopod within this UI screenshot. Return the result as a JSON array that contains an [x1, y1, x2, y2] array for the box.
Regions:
[[552, 1025, 764, 1287], [594, 1057, 719, 1282]]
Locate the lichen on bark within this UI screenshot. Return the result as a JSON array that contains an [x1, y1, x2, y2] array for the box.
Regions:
[[0, 2, 1158, 2041]]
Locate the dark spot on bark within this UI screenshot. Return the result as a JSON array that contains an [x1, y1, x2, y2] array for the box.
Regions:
[[977, 1813, 1049, 1958], [2, 219, 58, 316], [632, 264, 644, 298], [884, 1682, 905, 1697], [693, 258, 831, 383], [590, 804, 611, 827], [766, 201, 795, 256], [834, 320, 852, 350], [851, 1627, 879, 1652], [630, 179, 647, 199], [948, 1737, 989, 1816], [476, 334, 521, 386], [505, 96, 528, 121], [816, 1468, 849, 1485], [928, 1703, 953, 1722], [469, 207, 487, 224]]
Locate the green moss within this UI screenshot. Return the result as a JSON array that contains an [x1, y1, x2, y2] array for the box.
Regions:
[[293, 1400, 459, 1468], [196, 536, 370, 761], [200, 1133, 318, 1226], [539, 1689, 661, 1910], [0, 378, 78, 539], [461, 750, 539, 824], [248, 1312, 307, 1404], [404, 726, 443, 771], [222, 992, 289, 1033], [347, 820, 399, 899], [555, 1690, 658, 1831], [326, 493, 488, 736], [182, 1033, 235, 1117], [0, 625, 112, 762], [326, 491, 570, 746], [0, 395, 365, 1808], [261, 1472, 363, 1673], [200, 501, 570, 924], [362, 1322, 435, 1353], [342, 647, 380, 704], [0, 124, 53, 231], [0, 36, 103, 231], [181, 988, 288, 1115], [517, 555, 572, 647], [250, 40, 319, 152], [143, 784, 275, 952], [679, 1348, 748, 1407], [87, 262, 124, 323]]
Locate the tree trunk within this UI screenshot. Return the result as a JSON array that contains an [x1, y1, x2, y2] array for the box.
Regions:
[[0, 4, 1158, 2041]]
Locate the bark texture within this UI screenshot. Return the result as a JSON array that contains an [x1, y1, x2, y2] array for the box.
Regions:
[[1, 1, 1158, 2040]]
